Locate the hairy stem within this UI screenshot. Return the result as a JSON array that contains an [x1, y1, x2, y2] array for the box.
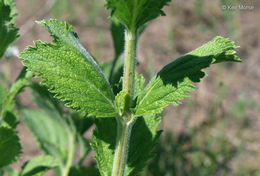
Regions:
[[112, 29, 137, 176], [112, 117, 135, 176], [123, 29, 137, 101]]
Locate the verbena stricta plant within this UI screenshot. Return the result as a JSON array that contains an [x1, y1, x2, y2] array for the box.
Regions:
[[0, 0, 241, 176]]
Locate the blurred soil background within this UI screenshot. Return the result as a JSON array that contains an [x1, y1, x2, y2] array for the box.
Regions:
[[1, 0, 259, 175]]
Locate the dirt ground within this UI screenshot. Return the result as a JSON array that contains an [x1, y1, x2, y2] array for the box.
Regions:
[[2, 0, 259, 175]]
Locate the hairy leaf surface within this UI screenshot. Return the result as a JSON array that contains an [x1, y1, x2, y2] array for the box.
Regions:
[[134, 74, 145, 99], [19, 19, 117, 117], [0, 127, 21, 167], [0, 0, 18, 58], [21, 155, 59, 176], [105, 0, 170, 30], [135, 36, 241, 116]]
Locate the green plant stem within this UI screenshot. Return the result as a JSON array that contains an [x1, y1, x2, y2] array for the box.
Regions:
[[112, 28, 137, 176], [112, 117, 135, 176], [123, 29, 137, 101], [0, 69, 33, 121]]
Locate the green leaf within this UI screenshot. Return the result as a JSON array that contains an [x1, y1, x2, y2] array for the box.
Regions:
[[135, 36, 241, 117], [19, 19, 117, 117], [115, 90, 129, 116], [134, 74, 145, 99], [0, 83, 7, 111], [111, 18, 125, 58], [90, 115, 161, 176], [76, 134, 91, 165], [0, 0, 18, 58], [69, 166, 100, 176], [90, 117, 116, 176], [105, 0, 171, 30], [3, 0, 17, 21], [21, 155, 59, 176], [0, 68, 33, 119], [90, 74, 162, 176], [22, 109, 72, 165], [71, 111, 94, 134], [30, 82, 63, 118], [101, 57, 124, 88], [1, 167, 19, 176], [125, 115, 162, 176], [90, 74, 147, 176], [0, 126, 21, 167], [2, 111, 18, 129]]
